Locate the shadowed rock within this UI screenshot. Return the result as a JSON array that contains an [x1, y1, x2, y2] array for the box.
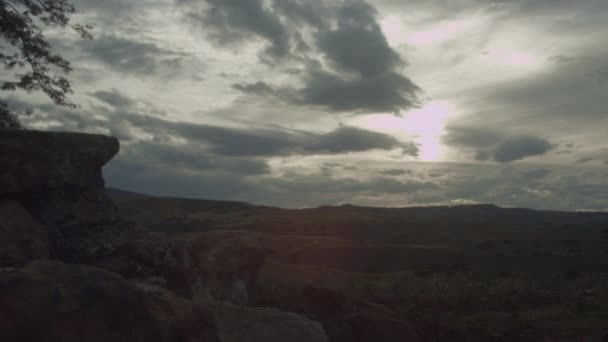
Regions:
[[0, 130, 119, 228], [0, 260, 168, 342], [212, 302, 329, 342], [139, 284, 329, 342], [293, 287, 419, 342], [0, 131, 331, 342], [0, 200, 49, 267]]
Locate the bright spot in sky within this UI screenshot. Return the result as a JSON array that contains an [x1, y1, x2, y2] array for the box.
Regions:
[[354, 102, 455, 162], [483, 49, 542, 67], [380, 16, 404, 46], [405, 19, 481, 46]]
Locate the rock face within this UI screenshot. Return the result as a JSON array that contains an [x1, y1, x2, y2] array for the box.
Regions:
[[53, 221, 179, 280], [213, 302, 329, 342], [0, 130, 330, 342], [0, 260, 168, 342], [0, 200, 49, 266], [0, 130, 119, 228], [177, 231, 271, 303], [140, 284, 328, 342], [269, 286, 419, 342]]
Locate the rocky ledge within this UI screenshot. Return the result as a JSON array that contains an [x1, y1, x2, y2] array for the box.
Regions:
[[0, 130, 329, 342], [0, 130, 120, 229]]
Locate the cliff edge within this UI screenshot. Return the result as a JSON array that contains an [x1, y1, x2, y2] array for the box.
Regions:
[[0, 130, 329, 342]]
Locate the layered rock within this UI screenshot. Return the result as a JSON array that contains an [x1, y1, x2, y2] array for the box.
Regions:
[[0, 130, 330, 342], [140, 284, 329, 342], [268, 286, 419, 342], [176, 231, 271, 303], [0, 130, 170, 278], [0, 200, 49, 266], [212, 302, 329, 342], [0, 130, 119, 228], [0, 260, 170, 342]]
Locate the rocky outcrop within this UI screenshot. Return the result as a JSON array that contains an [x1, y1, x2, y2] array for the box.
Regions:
[[176, 231, 271, 303], [0, 130, 169, 278], [53, 220, 179, 279], [0, 130, 119, 228], [0, 258, 330, 342], [212, 302, 329, 342], [140, 284, 329, 342], [0, 130, 330, 342], [0, 260, 171, 342], [0, 200, 49, 266], [264, 286, 419, 342]]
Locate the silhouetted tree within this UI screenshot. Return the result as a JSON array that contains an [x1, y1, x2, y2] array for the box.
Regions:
[[0, 0, 91, 128]]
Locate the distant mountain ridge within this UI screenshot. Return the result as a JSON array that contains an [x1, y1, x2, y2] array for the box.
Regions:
[[107, 186, 605, 216], [105, 187, 153, 201]]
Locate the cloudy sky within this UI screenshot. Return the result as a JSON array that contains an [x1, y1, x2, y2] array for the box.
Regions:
[[9, 0, 608, 210]]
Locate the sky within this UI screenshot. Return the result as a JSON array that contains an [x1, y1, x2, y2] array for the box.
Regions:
[[7, 0, 608, 210]]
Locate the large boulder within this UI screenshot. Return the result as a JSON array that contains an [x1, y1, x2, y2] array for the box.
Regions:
[[291, 287, 418, 342], [212, 302, 329, 342], [136, 283, 220, 342], [174, 231, 272, 303], [138, 284, 329, 342], [0, 130, 119, 228], [0, 260, 170, 342], [52, 221, 179, 279], [0, 200, 49, 266]]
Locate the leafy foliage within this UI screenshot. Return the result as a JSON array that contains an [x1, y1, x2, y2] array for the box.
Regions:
[[0, 0, 91, 128]]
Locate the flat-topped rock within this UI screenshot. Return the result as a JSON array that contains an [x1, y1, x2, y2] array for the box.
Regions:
[[0, 130, 119, 195], [0, 130, 120, 228]]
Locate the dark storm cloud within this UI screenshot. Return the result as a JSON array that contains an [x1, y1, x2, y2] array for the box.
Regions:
[[575, 157, 598, 164], [178, 0, 422, 114], [152, 120, 416, 157], [89, 89, 417, 156], [443, 126, 504, 148], [306, 126, 418, 155], [29, 89, 417, 159], [104, 160, 256, 200], [493, 136, 554, 163], [72, 0, 139, 16], [89, 89, 137, 108], [522, 169, 551, 181], [79, 35, 194, 77], [478, 56, 608, 123], [271, 0, 330, 28], [298, 0, 422, 113], [177, 0, 291, 59], [81, 104, 411, 156], [299, 70, 420, 113], [379, 169, 412, 176], [71, 0, 167, 26], [444, 126, 554, 163], [122, 141, 270, 175], [315, 1, 401, 77], [231, 82, 281, 97]]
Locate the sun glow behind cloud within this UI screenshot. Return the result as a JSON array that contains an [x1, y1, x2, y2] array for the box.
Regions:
[[353, 101, 455, 162], [379, 15, 479, 47], [482, 49, 543, 67], [402, 18, 482, 47]]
